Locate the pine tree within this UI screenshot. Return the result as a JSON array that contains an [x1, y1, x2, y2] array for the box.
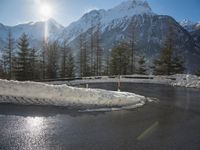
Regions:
[[0, 57, 6, 78], [46, 41, 59, 79], [153, 38, 185, 75], [90, 21, 95, 76], [15, 33, 31, 81], [137, 56, 147, 75], [60, 41, 68, 78], [129, 23, 136, 74], [60, 42, 75, 78], [41, 40, 48, 79], [29, 48, 39, 80], [94, 22, 102, 76], [79, 34, 84, 77], [104, 50, 111, 75], [66, 51, 75, 78], [79, 34, 90, 77], [110, 42, 131, 75], [171, 56, 185, 75], [153, 38, 173, 75], [2, 31, 15, 79]]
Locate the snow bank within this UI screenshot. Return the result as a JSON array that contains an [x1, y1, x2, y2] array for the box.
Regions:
[[170, 74, 200, 88], [69, 76, 170, 86], [0, 79, 147, 109], [68, 74, 200, 89]]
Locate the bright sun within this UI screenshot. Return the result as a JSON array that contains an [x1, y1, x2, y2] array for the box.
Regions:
[[39, 3, 53, 20]]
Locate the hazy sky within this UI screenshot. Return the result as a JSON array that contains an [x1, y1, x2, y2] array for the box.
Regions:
[[0, 0, 199, 26]]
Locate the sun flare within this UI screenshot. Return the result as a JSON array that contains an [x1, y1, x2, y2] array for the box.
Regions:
[[39, 2, 53, 20]]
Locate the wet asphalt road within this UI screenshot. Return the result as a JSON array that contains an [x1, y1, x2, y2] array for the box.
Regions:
[[0, 83, 200, 150]]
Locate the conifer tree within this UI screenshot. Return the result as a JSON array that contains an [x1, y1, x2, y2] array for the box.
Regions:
[[29, 48, 39, 80], [0, 57, 6, 78], [110, 42, 131, 75], [153, 38, 185, 75], [79, 34, 90, 77], [94, 22, 102, 76], [129, 23, 136, 74], [2, 31, 15, 79], [46, 41, 59, 79], [15, 33, 31, 81], [171, 56, 185, 75], [60, 41, 75, 78], [137, 56, 147, 75], [66, 51, 75, 78]]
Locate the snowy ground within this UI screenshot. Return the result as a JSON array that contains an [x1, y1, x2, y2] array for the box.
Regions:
[[0, 74, 198, 111], [170, 74, 200, 88], [67, 74, 200, 89], [0, 79, 148, 111], [69, 76, 170, 85]]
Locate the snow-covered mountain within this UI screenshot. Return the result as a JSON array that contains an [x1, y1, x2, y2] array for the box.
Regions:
[[180, 19, 200, 32], [0, 0, 200, 72], [191, 28, 200, 48], [61, 0, 155, 43], [180, 19, 200, 48], [0, 18, 64, 48], [65, 0, 200, 72]]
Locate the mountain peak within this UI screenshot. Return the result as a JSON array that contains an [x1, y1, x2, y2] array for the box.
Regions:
[[45, 18, 64, 29], [180, 19, 194, 27], [180, 19, 200, 32], [112, 0, 152, 12]]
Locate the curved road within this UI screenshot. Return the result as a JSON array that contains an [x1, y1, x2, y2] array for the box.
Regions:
[[0, 83, 200, 150]]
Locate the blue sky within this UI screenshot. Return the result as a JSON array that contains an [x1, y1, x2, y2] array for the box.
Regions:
[[0, 0, 199, 26]]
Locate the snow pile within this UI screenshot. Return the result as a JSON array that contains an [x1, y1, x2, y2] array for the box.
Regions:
[[170, 74, 200, 88], [0, 79, 147, 109]]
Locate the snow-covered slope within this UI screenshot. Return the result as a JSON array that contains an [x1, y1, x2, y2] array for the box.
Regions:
[[0, 79, 147, 110], [180, 20, 200, 48], [0, 0, 200, 73], [180, 19, 196, 32], [180, 19, 200, 32], [62, 0, 155, 43], [0, 18, 64, 47]]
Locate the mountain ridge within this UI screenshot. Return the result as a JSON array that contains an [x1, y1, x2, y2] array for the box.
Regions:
[[0, 0, 200, 73]]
